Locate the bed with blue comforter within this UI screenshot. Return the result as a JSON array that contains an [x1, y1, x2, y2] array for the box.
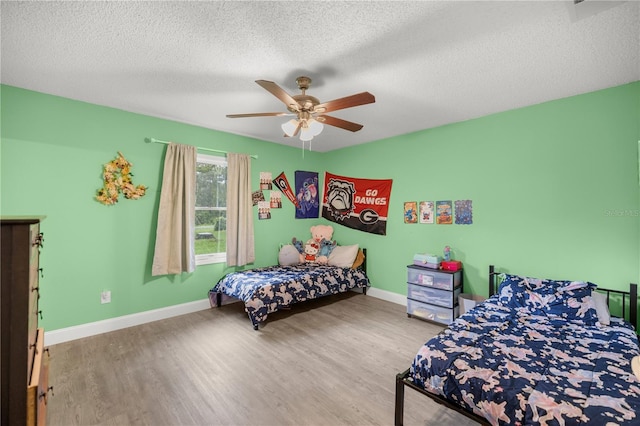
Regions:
[[209, 261, 370, 329], [395, 268, 640, 426]]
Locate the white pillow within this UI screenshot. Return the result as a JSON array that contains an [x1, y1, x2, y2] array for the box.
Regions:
[[278, 245, 300, 266], [328, 244, 359, 268], [592, 291, 611, 326]]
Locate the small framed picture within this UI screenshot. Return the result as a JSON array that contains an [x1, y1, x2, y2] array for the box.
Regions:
[[252, 190, 265, 206], [259, 172, 273, 190], [258, 201, 271, 220], [270, 191, 282, 208], [436, 200, 452, 224], [455, 200, 473, 224], [419, 201, 434, 224], [404, 201, 418, 224]]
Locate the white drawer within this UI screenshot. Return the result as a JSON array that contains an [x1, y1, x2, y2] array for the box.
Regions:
[[407, 298, 458, 325], [408, 283, 461, 308], [407, 266, 460, 290]]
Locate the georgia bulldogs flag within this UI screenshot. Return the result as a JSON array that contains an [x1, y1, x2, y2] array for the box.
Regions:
[[321, 172, 393, 235]]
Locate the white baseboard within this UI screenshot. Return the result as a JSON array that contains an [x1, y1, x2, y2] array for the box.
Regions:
[[44, 287, 405, 345], [44, 298, 212, 346], [365, 286, 407, 306]]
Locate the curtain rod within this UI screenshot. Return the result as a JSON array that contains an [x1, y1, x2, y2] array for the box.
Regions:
[[146, 138, 258, 159]]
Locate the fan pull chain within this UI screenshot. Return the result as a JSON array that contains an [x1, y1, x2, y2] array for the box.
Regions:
[[300, 140, 313, 158]]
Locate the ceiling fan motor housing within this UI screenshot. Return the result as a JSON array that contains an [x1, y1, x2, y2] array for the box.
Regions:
[[296, 76, 312, 90], [290, 95, 320, 113], [288, 76, 320, 113]]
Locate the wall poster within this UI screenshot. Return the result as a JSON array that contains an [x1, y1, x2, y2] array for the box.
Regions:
[[436, 200, 452, 224], [404, 201, 418, 224], [294, 170, 319, 219], [455, 199, 473, 224], [419, 201, 434, 224]]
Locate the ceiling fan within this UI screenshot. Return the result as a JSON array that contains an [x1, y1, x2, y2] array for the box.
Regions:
[[226, 76, 375, 142]]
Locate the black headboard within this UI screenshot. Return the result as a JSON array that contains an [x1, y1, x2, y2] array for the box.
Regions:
[[488, 264, 499, 297], [488, 265, 638, 330], [360, 248, 367, 274]]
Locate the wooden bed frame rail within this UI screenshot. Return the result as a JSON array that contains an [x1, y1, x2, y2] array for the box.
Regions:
[[395, 265, 639, 426]]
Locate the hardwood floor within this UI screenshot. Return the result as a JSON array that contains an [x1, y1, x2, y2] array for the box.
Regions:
[[46, 293, 479, 426]]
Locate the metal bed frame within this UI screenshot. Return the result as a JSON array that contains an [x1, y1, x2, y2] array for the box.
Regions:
[[394, 265, 638, 425]]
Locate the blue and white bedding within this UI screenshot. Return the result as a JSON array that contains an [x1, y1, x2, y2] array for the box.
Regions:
[[411, 274, 640, 426], [209, 263, 370, 327]]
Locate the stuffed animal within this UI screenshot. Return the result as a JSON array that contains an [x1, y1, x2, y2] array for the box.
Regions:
[[278, 245, 301, 266], [316, 239, 336, 264], [292, 237, 307, 263], [303, 239, 319, 262], [307, 225, 335, 263], [310, 225, 333, 245], [292, 237, 304, 255]]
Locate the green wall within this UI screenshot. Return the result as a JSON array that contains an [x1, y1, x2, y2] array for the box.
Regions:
[[1, 85, 323, 331], [2, 82, 639, 332], [323, 82, 640, 309]]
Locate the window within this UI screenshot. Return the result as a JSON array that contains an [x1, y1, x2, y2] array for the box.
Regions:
[[195, 153, 227, 265]]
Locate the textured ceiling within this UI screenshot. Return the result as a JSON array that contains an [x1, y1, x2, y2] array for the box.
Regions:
[[1, 1, 638, 152]]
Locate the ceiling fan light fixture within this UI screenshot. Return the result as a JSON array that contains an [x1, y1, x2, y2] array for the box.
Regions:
[[300, 130, 314, 142], [307, 119, 324, 136], [281, 119, 299, 137], [282, 117, 323, 141]]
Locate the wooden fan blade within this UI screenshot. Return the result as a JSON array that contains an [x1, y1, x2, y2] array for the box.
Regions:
[[318, 115, 364, 132], [314, 92, 375, 114], [255, 80, 301, 111], [293, 122, 302, 137], [226, 112, 289, 118]]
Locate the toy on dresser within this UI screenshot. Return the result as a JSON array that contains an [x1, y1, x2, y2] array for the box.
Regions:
[[443, 245, 451, 261], [441, 260, 462, 271], [413, 247, 463, 272], [413, 253, 441, 269]]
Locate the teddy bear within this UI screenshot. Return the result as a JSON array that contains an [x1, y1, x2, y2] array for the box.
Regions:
[[310, 225, 333, 245], [308, 225, 334, 263]]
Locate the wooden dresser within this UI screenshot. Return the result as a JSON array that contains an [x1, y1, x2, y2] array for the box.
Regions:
[[1, 217, 52, 426]]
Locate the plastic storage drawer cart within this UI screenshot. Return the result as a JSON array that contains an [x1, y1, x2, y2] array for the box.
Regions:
[[406, 264, 462, 325]]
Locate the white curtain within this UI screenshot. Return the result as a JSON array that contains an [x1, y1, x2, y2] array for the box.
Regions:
[[226, 153, 255, 266], [151, 143, 197, 276]]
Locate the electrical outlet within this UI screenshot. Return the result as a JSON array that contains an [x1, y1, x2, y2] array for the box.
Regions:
[[100, 290, 111, 304]]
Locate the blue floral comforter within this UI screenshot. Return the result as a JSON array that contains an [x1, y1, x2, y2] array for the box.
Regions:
[[411, 273, 640, 426], [209, 263, 370, 327]]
